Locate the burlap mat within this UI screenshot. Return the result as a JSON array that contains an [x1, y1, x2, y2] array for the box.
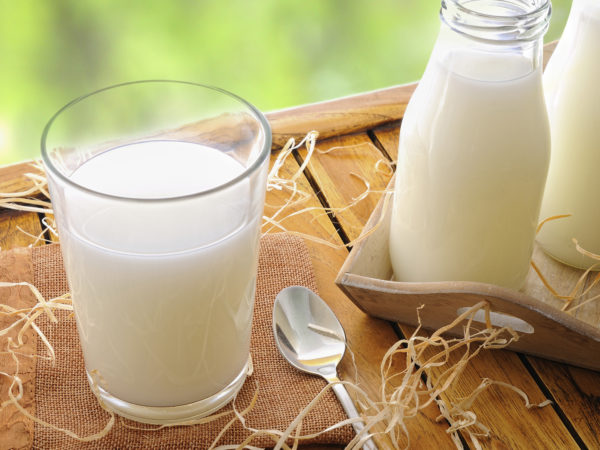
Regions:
[[10, 233, 353, 448]]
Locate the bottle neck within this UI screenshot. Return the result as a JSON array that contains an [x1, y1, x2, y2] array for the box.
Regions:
[[434, 0, 550, 80], [440, 0, 551, 45]]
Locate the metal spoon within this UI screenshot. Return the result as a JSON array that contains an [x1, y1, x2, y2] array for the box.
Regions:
[[273, 285, 377, 450]]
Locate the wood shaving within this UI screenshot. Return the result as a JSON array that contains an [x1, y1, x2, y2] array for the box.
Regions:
[[0, 160, 53, 214]]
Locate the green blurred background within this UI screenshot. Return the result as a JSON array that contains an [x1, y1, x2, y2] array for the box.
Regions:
[[0, 0, 571, 164]]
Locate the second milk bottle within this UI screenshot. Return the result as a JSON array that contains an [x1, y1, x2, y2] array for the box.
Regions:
[[537, 0, 600, 270], [389, 0, 552, 290]]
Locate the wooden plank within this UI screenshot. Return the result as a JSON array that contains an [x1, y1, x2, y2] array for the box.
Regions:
[[0, 210, 43, 450], [303, 130, 578, 448], [0, 160, 41, 198], [0, 210, 45, 251], [528, 357, 600, 449], [0, 159, 51, 249], [294, 133, 391, 242], [266, 84, 415, 149], [371, 124, 400, 162], [265, 149, 455, 448]]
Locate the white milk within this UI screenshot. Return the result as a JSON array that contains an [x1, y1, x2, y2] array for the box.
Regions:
[[58, 141, 260, 407], [537, 1, 600, 269], [390, 51, 550, 289]]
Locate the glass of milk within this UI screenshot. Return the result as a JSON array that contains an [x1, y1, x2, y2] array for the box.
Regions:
[[537, 0, 600, 270], [389, 0, 552, 290], [41, 81, 271, 424]]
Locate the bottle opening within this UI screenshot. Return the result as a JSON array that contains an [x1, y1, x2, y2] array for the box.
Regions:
[[441, 0, 551, 43]]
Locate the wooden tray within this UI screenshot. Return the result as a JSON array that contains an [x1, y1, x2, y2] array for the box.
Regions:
[[335, 179, 600, 371]]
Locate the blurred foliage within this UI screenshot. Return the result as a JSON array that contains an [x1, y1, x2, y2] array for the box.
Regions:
[[0, 0, 572, 164]]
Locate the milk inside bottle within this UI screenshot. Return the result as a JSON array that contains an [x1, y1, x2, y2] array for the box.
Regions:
[[389, 0, 551, 290], [537, 0, 600, 269]]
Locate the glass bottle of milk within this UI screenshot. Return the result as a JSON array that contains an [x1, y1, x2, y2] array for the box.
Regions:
[[537, 0, 600, 270], [389, 0, 551, 290]]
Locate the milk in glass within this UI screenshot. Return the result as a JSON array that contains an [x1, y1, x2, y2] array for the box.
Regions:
[[58, 141, 259, 407]]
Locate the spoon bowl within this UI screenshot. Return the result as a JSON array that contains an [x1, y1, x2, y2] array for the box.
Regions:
[[273, 285, 377, 450], [273, 285, 346, 381]]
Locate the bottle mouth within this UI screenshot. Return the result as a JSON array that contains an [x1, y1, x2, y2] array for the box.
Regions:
[[440, 0, 551, 44]]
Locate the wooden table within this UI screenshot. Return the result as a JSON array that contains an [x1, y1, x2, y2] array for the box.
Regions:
[[1, 42, 599, 449]]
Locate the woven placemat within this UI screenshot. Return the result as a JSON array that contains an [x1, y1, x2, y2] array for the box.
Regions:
[[3, 233, 354, 448]]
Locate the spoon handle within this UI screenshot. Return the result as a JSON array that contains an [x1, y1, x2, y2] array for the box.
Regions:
[[330, 380, 378, 450]]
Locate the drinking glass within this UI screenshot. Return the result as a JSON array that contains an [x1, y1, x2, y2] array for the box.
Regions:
[[41, 81, 271, 424]]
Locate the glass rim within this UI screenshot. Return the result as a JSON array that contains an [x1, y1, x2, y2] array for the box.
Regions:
[[41, 80, 272, 203]]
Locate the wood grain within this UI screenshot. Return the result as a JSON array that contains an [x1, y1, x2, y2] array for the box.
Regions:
[[265, 149, 455, 448], [266, 85, 416, 149], [295, 133, 392, 241], [0, 211, 43, 450], [0, 161, 42, 199], [0, 160, 46, 206], [528, 357, 600, 449], [309, 130, 578, 449], [294, 134, 462, 447]]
